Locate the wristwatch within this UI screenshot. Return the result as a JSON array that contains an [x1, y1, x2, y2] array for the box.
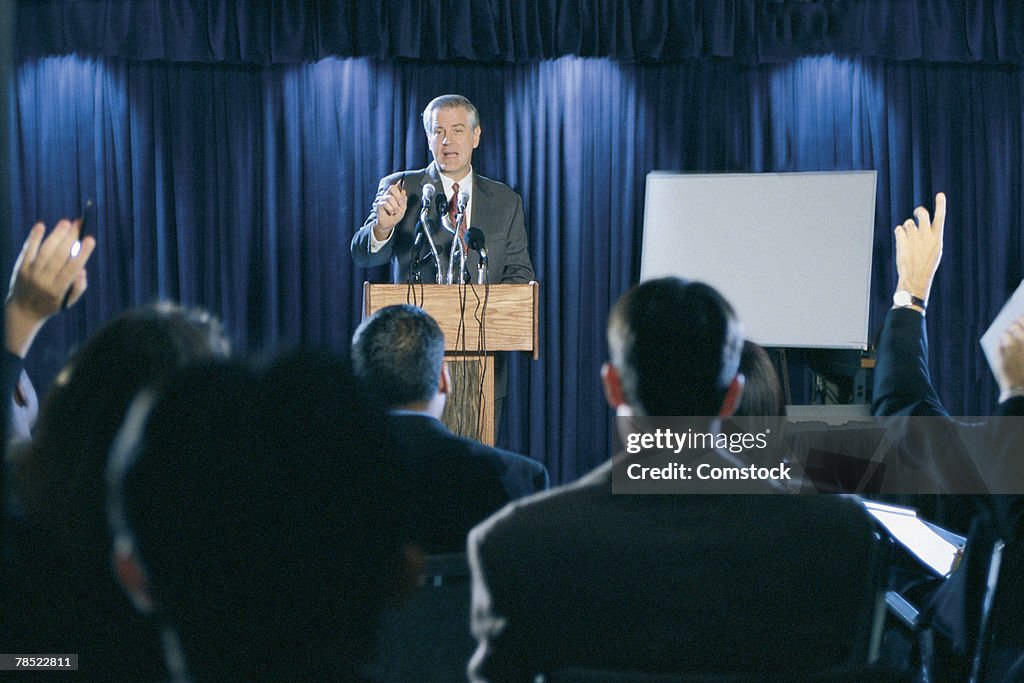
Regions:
[[893, 290, 926, 310]]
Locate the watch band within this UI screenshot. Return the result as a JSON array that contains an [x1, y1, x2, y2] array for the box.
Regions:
[[893, 290, 926, 310]]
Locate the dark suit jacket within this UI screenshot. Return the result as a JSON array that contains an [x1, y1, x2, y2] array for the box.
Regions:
[[873, 307, 1024, 419], [351, 163, 535, 285], [873, 309, 1024, 673], [389, 412, 547, 553], [872, 308, 949, 417], [870, 307, 1004, 527], [467, 461, 882, 681], [873, 308, 1022, 490]]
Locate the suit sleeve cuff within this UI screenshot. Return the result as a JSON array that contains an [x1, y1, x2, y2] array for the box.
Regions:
[[368, 221, 392, 253]]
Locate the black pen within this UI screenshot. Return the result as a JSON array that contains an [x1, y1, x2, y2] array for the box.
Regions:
[[62, 199, 94, 309]]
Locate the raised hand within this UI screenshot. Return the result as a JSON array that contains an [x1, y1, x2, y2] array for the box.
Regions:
[[373, 179, 408, 239], [894, 191, 945, 305], [996, 314, 1024, 402], [5, 219, 96, 357]]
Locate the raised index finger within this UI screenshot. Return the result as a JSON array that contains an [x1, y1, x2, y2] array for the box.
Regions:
[[931, 192, 946, 237]]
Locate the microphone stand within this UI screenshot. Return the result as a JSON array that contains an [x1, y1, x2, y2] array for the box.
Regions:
[[418, 208, 443, 284], [457, 212, 468, 283], [408, 229, 423, 284], [443, 213, 463, 285], [467, 227, 489, 286], [476, 248, 488, 285]]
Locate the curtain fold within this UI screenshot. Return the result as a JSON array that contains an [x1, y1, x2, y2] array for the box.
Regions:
[[12, 54, 1023, 482], [15, 1, 1024, 65]]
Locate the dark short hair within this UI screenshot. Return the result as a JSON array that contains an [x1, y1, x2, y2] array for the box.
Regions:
[[108, 351, 405, 679], [422, 94, 480, 134], [351, 304, 445, 408], [607, 278, 743, 416]]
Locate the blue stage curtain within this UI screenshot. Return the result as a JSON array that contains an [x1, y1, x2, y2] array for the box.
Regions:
[[14, 1, 1024, 66], [12, 54, 1023, 482]]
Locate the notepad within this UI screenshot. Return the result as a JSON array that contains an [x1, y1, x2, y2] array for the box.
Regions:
[[861, 499, 964, 577]]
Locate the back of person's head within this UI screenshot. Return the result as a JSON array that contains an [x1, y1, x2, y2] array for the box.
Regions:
[[735, 340, 785, 417], [16, 302, 230, 551], [351, 304, 445, 409], [108, 350, 411, 681], [607, 278, 743, 416], [107, 360, 259, 680]]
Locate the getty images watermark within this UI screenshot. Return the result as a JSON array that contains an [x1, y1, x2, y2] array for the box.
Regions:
[[611, 415, 1024, 495]]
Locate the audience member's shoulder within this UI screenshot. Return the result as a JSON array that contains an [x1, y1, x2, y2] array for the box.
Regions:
[[473, 439, 540, 470], [469, 461, 609, 544]]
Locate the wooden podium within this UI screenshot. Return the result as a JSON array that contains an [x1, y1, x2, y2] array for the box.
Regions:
[[363, 283, 539, 445]]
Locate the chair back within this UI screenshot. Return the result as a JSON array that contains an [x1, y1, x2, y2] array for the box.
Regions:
[[365, 551, 473, 682]]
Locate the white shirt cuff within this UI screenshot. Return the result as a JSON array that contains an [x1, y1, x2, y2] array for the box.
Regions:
[[999, 386, 1024, 404], [368, 222, 392, 253]]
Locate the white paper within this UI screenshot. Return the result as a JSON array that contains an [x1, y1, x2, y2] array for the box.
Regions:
[[861, 500, 962, 577], [981, 279, 1024, 380]]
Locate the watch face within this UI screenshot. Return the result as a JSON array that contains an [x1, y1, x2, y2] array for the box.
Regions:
[[893, 291, 912, 307]]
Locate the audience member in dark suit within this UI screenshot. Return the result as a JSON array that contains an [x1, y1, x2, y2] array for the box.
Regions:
[[872, 192, 956, 419], [108, 351, 421, 682], [467, 278, 883, 682], [872, 192, 1024, 679], [2, 300, 229, 682], [1, 220, 227, 682], [872, 192, 1024, 504], [873, 192, 1023, 420], [871, 192, 1004, 519], [1, 218, 94, 678], [352, 304, 548, 553], [2, 218, 95, 439]]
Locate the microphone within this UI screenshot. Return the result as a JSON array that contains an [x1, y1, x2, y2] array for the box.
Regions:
[[467, 226, 486, 252], [415, 182, 443, 284], [417, 183, 437, 236], [467, 227, 489, 285], [457, 188, 470, 215], [420, 183, 436, 209]]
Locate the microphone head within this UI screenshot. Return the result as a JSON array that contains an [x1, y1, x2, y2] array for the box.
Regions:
[[457, 189, 470, 212], [420, 183, 436, 208], [435, 192, 449, 215], [467, 227, 485, 251]]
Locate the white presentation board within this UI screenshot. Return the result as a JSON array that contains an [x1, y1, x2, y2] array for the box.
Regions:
[[641, 171, 877, 349]]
